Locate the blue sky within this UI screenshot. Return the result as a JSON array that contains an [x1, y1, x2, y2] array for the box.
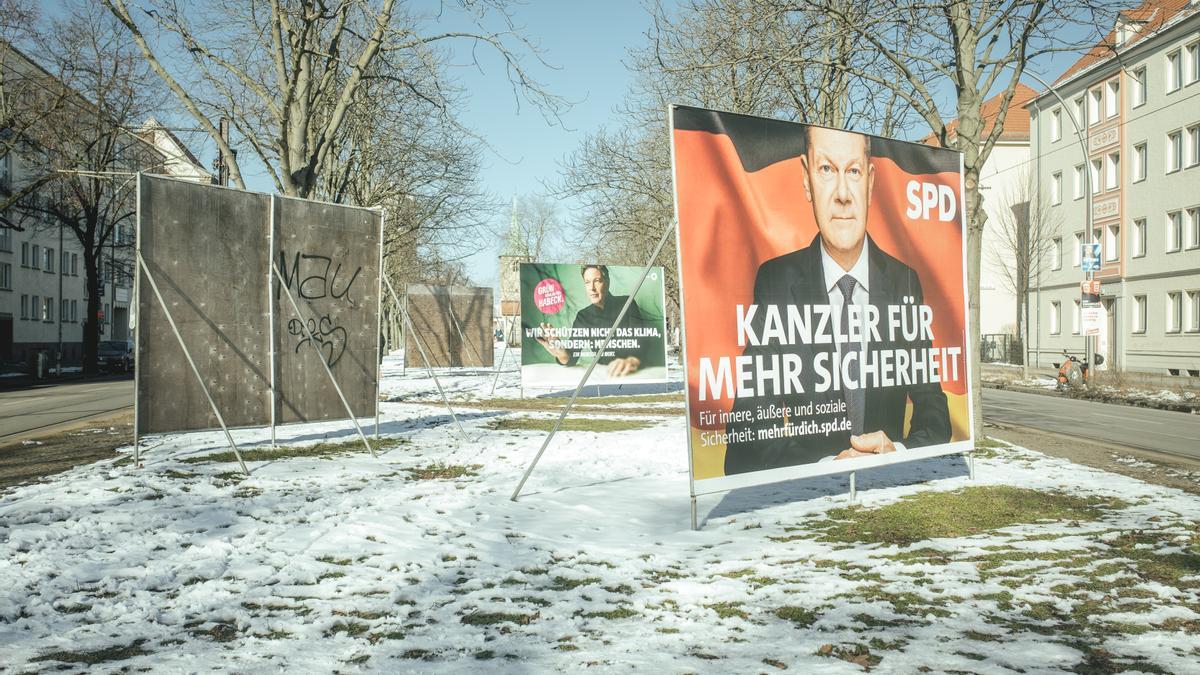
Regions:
[[436, 1, 659, 288]]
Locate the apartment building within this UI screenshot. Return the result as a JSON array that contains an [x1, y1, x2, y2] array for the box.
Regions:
[[1027, 0, 1200, 375], [0, 44, 209, 370]]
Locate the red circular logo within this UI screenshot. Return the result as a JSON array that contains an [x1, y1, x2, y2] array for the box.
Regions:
[[533, 278, 566, 314]]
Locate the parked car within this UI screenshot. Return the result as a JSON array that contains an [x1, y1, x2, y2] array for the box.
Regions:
[[98, 340, 134, 372]]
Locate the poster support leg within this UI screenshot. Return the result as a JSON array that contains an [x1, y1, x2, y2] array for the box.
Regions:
[[375, 211, 385, 439], [267, 195, 277, 450], [382, 276, 470, 441], [968, 452, 975, 481], [510, 222, 674, 502], [133, 173, 142, 467], [489, 314, 517, 396], [849, 471, 857, 503], [690, 495, 698, 531], [137, 254, 250, 476], [447, 297, 485, 369], [273, 263, 377, 458]]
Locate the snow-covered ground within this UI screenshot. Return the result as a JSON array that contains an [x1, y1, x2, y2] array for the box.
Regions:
[[2, 351, 1199, 673]]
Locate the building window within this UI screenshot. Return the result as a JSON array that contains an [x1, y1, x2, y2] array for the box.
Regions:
[[1186, 291, 1200, 333], [1089, 87, 1102, 124], [1168, 130, 1183, 172], [1131, 66, 1147, 107], [60, 299, 68, 323], [1167, 291, 1182, 333], [1051, 108, 1062, 141], [1133, 295, 1147, 333], [20, 241, 29, 266], [1188, 41, 1199, 85], [41, 296, 51, 322], [71, 253, 78, 276], [60, 250, 68, 274], [1051, 237, 1062, 270], [1168, 211, 1183, 252], [1090, 158, 1102, 191], [1188, 208, 1200, 249], [1072, 299, 1081, 334], [20, 294, 28, 320], [1050, 171, 1062, 204], [1105, 151, 1119, 190], [0, 262, 9, 291], [1132, 218, 1146, 257], [1105, 79, 1119, 118], [1133, 142, 1147, 182], [0, 228, 10, 253], [30, 244, 39, 270], [1105, 224, 1119, 261], [44, 247, 54, 273], [1167, 50, 1182, 92], [71, 299, 78, 322], [1074, 232, 1084, 266], [1073, 164, 1084, 198], [1073, 96, 1084, 127], [1050, 301, 1061, 334], [1189, 125, 1200, 167]]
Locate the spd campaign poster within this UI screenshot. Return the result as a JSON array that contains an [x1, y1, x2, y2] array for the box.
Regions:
[[520, 262, 668, 390], [670, 105, 973, 494]]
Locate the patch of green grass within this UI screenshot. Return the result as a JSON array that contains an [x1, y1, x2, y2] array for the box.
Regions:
[[181, 437, 408, 464], [581, 606, 637, 620], [31, 640, 150, 664], [815, 486, 1127, 546], [317, 571, 346, 581], [551, 576, 601, 591], [316, 556, 353, 566], [488, 417, 654, 433], [327, 621, 370, 637], [460, 611, 538, 626], [705, 602, 749, 620], [775, 606, 820, 628], [405, 463, 481, 480]]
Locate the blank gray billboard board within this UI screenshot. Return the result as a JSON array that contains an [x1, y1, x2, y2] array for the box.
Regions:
[[405, 285, 494, 368], [136, 175, 381, 435]]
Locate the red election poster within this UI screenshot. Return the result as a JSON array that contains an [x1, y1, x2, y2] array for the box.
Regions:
[[669, 106, 974, 493]]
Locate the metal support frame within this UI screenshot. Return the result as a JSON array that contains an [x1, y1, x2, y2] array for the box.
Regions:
[[375, 211, 385, 438], [489, 313, 518, 396], [968, 452, 976, 481], [690, 495, 698, 531], [446, 295, 486, 368], [849, 471, 857, 503], [382, 275, 470, 441], [510, 222, 675, 501], [137, 253, 250, 475], [133, 175, 142, 465], [272, 262, 377, 458], [268, 196, 278, 449]]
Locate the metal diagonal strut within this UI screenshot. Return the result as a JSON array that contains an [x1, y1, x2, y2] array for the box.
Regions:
[[382, 275, 470, 441], [272, 262, 377, 458], [137, 253, 250, 475], [510, 220, 676, 502]]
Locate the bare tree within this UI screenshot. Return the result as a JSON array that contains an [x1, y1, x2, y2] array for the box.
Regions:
[[790, 0, 1115, 429], [987, 166, 1061, 377], [7, 2, 166, 372], [102, 0, 568, 200], [498, 194, 563, 261]]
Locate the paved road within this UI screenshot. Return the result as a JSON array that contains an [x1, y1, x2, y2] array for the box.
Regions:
[[982, 387, 1200, 461], [0, 377, 133, 441]]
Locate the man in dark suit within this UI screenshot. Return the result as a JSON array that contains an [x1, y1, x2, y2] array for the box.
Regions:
[[724, 126, 951, 475], [533, 265, 659, 377]]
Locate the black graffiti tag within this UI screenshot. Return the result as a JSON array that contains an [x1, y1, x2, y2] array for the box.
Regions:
[[278, 251, 362, 306], [288, 314, 347, 367], [278, 250, 361, 368]]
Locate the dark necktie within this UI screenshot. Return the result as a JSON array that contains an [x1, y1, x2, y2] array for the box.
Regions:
[[837, 274, 864, 435]]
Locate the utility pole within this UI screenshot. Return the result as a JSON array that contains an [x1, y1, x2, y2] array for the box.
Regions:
[[217, 117, 230, 187], [56, 220, 63, 376]]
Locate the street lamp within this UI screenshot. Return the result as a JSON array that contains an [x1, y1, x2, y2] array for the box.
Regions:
[[1023, 68, 1093, 372]]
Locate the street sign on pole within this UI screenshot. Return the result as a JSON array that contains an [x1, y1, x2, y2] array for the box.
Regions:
[[1081, 243, 1101, 272]]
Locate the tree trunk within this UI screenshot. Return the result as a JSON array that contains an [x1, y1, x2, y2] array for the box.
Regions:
[[82, 252, 101, 375]]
